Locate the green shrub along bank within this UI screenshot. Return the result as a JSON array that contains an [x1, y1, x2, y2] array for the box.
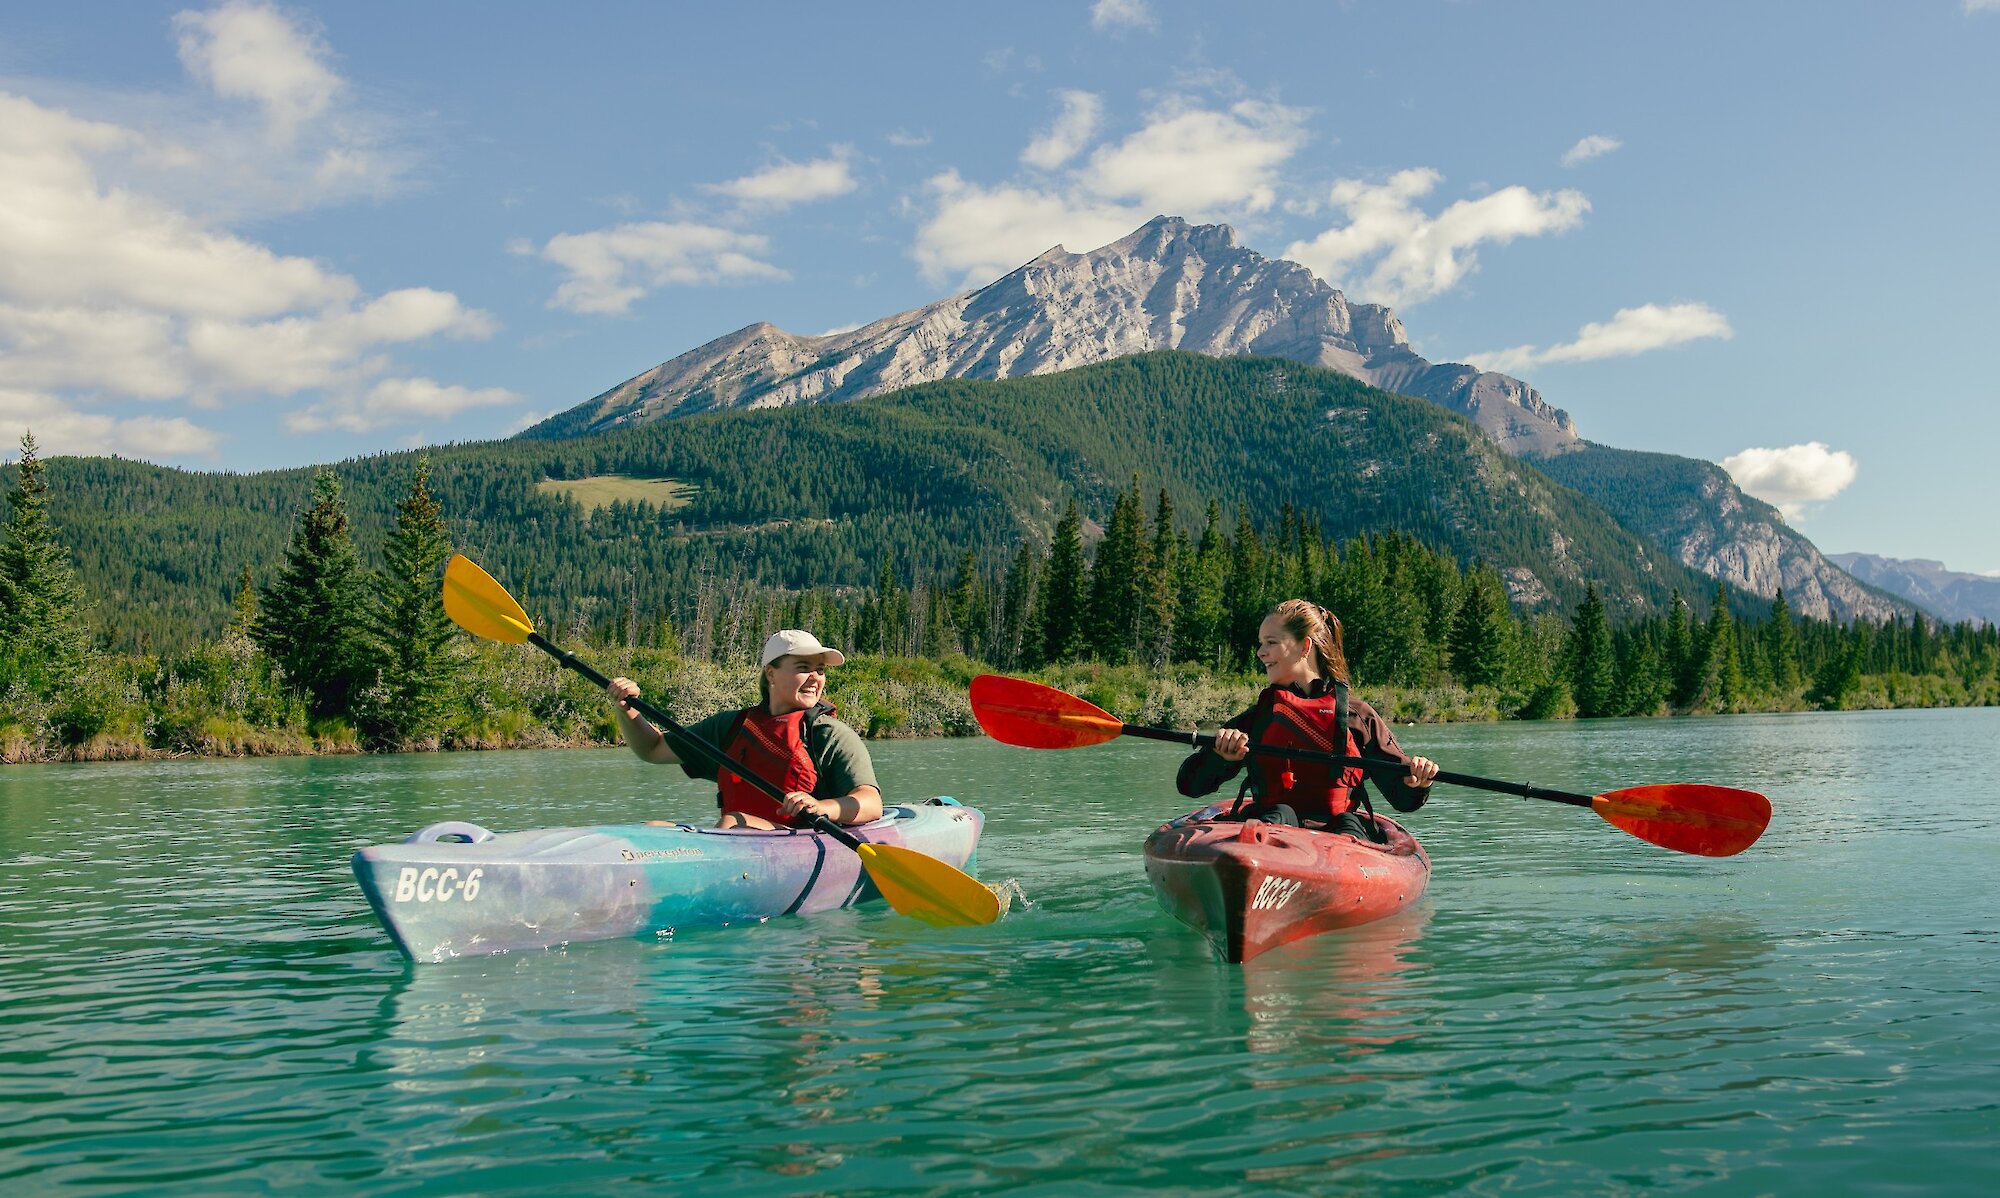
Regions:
[[4, 431, 1997, 763]]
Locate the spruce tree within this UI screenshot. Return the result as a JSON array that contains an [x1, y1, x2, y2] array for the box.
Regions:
[[0, 432, 93, 690], [1143, 488, 1179, 668], [1222, 508, 1264, 667], [999, 542, 1038, 670], [1448, 565, 1512, 687], [1175, 500, 1227, 667], [1038, 500, 1087, 664], [1664, 590, 1696, 707], [226, 565, 258, 639], [1764, 590, 1803, 695], [370, 456, 458, 742], [1569, 582, 1616, 717], [1694, 583, 1744, 712], [255, 468, 372, 720], [1086, 479, 1146, 662]]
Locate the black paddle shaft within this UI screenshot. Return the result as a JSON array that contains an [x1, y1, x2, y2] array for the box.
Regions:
[[1120, 721, 1597, 809], [526, 632, 866, 849]]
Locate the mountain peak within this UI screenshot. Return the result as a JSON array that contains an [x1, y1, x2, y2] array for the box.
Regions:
[[522, 216, 1578, 455]]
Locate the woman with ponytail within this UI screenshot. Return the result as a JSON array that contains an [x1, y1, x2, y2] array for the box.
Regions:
[[1176, 599, 1438, 839]]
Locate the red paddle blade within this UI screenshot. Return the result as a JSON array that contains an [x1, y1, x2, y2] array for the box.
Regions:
[[969, 674, 1123, 749], [1591, 784, 1772, 857]]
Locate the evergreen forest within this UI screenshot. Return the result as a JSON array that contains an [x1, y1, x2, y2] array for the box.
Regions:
[[3, 353, 1994, 763]]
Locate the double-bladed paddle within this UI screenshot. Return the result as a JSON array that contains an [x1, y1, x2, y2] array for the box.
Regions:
[[968, 674, 1771, 858], [440, 554, 1001, 926]]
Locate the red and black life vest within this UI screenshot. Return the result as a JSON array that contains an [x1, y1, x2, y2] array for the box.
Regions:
[[1244, 681, 1365, 822], [715, 702, 834, 828]]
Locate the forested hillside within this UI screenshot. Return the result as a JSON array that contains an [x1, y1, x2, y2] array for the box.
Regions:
[[19, 353, 1725, 654]]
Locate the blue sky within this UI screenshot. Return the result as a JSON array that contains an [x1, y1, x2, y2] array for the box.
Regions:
[[2, 1, 1997, 573]]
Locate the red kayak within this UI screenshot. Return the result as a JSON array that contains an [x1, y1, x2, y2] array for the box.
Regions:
[[1143, 804, 1431, 963]]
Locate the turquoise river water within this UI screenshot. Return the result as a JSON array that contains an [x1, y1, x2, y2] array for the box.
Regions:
[[3, 707, 1998, 1195]]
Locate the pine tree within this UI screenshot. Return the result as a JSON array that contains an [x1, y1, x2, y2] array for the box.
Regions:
[[369, 456, 458, 742], [1569, 582, 1616, 717], [1693, 583, 1744, 712], [1038, 500, 1087, 664], [1664, 589, 1696, 707], [947, 550, 981, 660], [1764, 590, 1802, 695], [0, 432, 94, 691], [999, 542, 1038, 670], [1086, 479, 1146, 662], [255, 468, 372, 720], [1617, 630, 1671, 716], [1448, 564, 1512, 687], [226, 565, 258, 639], [1175, 500, 1227, 667], [1143, 488, 1179, 668], [1222, 508, 1264, 668]]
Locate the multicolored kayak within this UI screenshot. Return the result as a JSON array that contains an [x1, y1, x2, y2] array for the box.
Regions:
[[1143, 804, 1430, 963], [353, 797, 984, 962]]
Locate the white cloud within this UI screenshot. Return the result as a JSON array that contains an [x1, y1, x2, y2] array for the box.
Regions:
[[886, 129, 931, 148], [1720, 442, 1858, 518], [1966, 1, 2000, 13], [912, 170, 1145, 287], [0, 93, 356, 320], [1, 387, 221, 459], [1022, 90, 1104, 171], [173, 1, 342, 142], [1092, 0, 1157, 31], [0, 62, 496, 461], [1284, 169, 1589, 307], [186, 289, 497, 396], [1464, 302, 1733, 374], [707, 148, 858, 208], [1081, 99, 1306, 213], [286, 377, 524, 434], [912, 94, 1308, 285], [1561, 134, 1622, 166], [522, 222, 789, 315]]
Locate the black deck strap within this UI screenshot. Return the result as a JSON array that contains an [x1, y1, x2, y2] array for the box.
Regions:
[[783, 833, 828, 915], [1335, 681, 1386, 842]]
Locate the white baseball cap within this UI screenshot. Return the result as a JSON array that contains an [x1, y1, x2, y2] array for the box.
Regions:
[[760, 629, 847, 668]]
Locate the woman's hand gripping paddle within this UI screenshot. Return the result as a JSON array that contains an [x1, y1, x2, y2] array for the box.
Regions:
[[441, 554, 1001, 926], [968, 674, 1770, 857]]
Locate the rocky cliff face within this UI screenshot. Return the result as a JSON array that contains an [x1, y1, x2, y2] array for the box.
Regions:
[[523, 214, 1893, 624], [523, 216, 1580, 456]]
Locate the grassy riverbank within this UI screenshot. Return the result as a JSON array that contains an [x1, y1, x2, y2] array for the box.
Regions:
[[5, 638, 1993, 765]]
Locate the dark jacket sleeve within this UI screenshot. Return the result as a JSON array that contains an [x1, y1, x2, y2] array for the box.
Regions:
[[1349, 699, 1431, 813], [1175, 706, 1256, 798]]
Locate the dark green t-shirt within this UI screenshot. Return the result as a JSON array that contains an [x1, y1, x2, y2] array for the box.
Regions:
[[669, 706, 878, 799]]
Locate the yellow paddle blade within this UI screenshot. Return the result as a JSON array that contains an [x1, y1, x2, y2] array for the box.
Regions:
[[442, 554, 535, 644], [856, 842, 1002, 927]]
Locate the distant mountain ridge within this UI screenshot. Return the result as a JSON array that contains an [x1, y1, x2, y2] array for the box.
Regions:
[[522, 214, 1907, 624], [523, 216, 1582, 457], [1826, 553, 2000, 627]]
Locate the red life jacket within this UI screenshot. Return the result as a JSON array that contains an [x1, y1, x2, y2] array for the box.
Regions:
[[1246, 681, 1364, 822], [715, 703, 831, 828]]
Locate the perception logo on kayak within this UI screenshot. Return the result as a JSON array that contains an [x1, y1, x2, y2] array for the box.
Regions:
[[393, 867, 484, 903], [621, 848, 705, 862]]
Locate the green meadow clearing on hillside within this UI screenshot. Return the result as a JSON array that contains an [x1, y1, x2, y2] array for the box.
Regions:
[[536, 475, 695, 514]]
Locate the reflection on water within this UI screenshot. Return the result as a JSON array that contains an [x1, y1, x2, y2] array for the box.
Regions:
[[1239, 905, 1434, 1059], [4, 708, 2000, 1195]]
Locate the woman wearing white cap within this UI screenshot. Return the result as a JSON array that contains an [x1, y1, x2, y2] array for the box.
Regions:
[[606, 630, 883, 830]]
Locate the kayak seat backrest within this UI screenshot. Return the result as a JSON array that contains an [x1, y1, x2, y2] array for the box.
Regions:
[[406, 821, 494, 845]]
